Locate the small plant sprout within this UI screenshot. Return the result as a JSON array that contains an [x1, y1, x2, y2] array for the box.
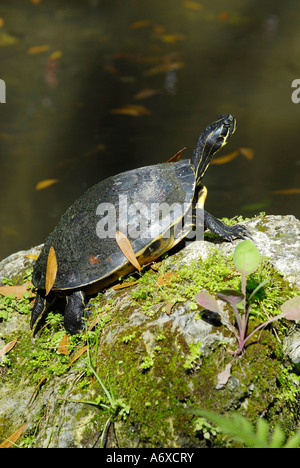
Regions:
[[195, 240, 300, 355]]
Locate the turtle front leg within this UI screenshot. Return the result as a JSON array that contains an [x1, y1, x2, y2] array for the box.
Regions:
[[204, 211, 251, 241], [30, 290, 57, 335], [64, 290, 88, 335]]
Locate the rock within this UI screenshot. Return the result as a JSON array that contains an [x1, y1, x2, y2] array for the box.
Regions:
[[0, 215, 299, 448]]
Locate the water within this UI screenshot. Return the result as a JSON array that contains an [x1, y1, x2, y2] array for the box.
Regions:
[[0, 0, 299, 260]]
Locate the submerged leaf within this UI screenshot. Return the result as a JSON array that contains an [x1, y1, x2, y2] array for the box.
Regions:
[[211, 150, 239, 165], [111, 104, 152, 116], [35, 178, 58, 190]]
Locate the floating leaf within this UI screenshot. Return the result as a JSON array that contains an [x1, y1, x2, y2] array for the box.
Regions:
[[280, 297, 300, 321], [218, 11, 229, 21], [27, 44, 51, 54], [239, 147, 254, 160], [271, 188, 300, 195], [183, 1, 204, 10], [0, 422, 28, 448], [58, 334, 70, 355], [160, 34, 185, 44], [144, 61, 184, 76], [35, 178, 58, 190], [45, 246, 57, 295], [48, 50, 62, 60], [111, 104, 152, 116], [134, 88, 163, 100], [233, 240, 260, 276], [166, 147, 186, 163], [0, 282, 32, 299], [0, 338, 18, 358], [211, 150, 239, 165], [130, 20, 151, 29], [195, 290, 221, 313], [115, 231, 141, 272]]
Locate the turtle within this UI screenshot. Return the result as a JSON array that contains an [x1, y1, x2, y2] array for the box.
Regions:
[[30, 113, 250, 335]]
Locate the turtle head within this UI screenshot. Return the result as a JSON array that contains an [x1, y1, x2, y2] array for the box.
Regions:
[[191, 114, 236, 184]]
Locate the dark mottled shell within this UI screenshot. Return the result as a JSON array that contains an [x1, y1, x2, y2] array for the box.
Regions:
[[33, 160, 196, 290]]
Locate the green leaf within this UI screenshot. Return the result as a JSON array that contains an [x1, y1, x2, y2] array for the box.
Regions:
[[233, 240, 260, 275]]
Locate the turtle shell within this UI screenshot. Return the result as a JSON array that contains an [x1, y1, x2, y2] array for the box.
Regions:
[[33, 159, 196, 291]]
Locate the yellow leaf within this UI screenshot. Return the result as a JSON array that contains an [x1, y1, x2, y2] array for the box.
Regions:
[[211, 150, 239, 165], [130, 20, 151, 29], [35, 178, 58, 190], [112, 280, 139, 290], [160, 34, 185, 44], [0, 422, 28, 448], [134, 88, 163, 100], [271, 188, 300, 195], [57, 334, 70, 355], [27, 44, 51, 54], [25, 254, 39, 260], [166, 147, 186, 163], [183, 1, 204, 10], [144, 61, 185, 76], [45, 246, 57, 296], [48, 50, 62, 60], [0, 338, 18, 358], [239, 147, 254, 160], [115, 231, 142, 272], [111, 104, 152, 116]]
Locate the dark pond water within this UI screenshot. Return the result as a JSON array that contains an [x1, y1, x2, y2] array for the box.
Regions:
[[0, 0, 300, 260]]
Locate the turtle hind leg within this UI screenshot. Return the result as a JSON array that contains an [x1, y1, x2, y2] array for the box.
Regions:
[[30, 290, 57, 335], [204, 211, 252, 241], [64, 290, 89, 335]]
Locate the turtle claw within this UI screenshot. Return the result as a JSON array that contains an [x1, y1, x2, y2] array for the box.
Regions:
[[228, 224, 252, 242], [204, 211, 252, 242]]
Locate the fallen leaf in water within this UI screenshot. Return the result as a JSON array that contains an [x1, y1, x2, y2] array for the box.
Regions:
[[144, 61, 185, 76], [48, 50, 63, 60], [45, 246, 57, 296], [183, 1, 204, 10], [134, 88, 163, 100], [35, 178, 58, 190], [104, 64, 119, 75], [0, 18, 4, 28], [0, 422, 28, 448], [130, 20, 151, 29], [0, 282, 32, 299], [218, 11, 229, 21], [211, 150, 239, 165], [116, 231, 142, 272], [271, 188, 300, 195], [166, 147, 186, 163], [0, 31, 18, 47], [28, 44, 51, 54], [0, 338, 18, 358], [111, 104, 152, 116], [239, 147, 254, 160], [58, 334, 70, 355], [160, 34, 185, 44]]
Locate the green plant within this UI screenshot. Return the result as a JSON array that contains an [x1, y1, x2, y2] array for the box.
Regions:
[[195, 240, 300, 354], [191, 409, 300, 448]]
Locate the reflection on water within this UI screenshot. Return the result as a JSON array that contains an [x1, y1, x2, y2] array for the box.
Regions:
[[0, 0, 299, 260]]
